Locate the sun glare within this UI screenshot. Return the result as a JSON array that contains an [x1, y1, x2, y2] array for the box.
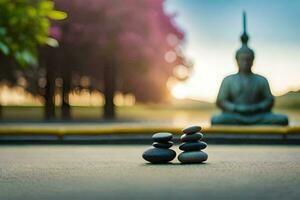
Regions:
[[171, 83, 187, 99]]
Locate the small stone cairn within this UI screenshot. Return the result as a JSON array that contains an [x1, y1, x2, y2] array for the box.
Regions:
[[178, 125, 208, 164], [142, 132, 176, 164]]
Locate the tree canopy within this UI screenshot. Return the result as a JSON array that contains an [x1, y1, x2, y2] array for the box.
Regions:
[[0, 0, 66, 67], [50, 0, 190, 102]]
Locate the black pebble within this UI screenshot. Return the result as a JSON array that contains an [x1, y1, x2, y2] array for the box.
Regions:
[[180, 133, 203, 142], [178, 151, 208, 164], [179, 141, 207, 151], [182, 126, 202, 135], [152, 141, 173, 148], [152, 132, 173, 143], [142, 148, 176, 164]]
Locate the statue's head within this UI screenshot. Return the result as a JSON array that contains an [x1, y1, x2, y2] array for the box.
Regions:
[[235, 12, 255, 73], [235, 44, 255, 73]]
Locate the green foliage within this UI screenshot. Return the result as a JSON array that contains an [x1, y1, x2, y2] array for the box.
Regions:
[[0, 0, 66, 67]]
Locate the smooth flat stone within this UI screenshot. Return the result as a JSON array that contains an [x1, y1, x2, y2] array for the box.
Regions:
[[182, 126, 202, 135], [179, 141, 207, 151], [180, 133, 203, 142], [178, 151, 208, 164], [152, 141, 173, 148], [143, 147, 176, 164], [152, 132, 173, 143]]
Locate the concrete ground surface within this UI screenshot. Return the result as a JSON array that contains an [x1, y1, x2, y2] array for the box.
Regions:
[[0, 145, 299, 200]]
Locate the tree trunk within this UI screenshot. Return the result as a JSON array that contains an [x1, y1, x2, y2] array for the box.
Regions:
[[44, 64, 55, 120], [61, 67, 71, 119], [103, 63, 116, 119], [0, 103, 2, 120]]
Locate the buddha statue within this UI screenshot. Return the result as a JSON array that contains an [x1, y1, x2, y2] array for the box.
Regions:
[[211, 12, 288, 125]]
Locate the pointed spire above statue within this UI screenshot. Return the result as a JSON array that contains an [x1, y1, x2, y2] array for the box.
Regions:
[[240, 11, 249, 45], [235, 11, 255, 60]]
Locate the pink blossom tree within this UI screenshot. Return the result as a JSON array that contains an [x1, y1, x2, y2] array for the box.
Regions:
[[44, 0, 190, 119]]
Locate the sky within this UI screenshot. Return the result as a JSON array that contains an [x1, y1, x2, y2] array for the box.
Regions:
[[165, 0, 300, 102]]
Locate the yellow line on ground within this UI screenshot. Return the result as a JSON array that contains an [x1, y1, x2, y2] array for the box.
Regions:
[[0, 126, 299, 136]]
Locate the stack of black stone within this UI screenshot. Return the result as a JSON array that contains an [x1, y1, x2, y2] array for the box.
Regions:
[[178, 126, 208, 164], [142, 132, 176, 164]]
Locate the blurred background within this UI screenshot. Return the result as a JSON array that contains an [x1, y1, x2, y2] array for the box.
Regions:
[[0, 0, 299, 126]]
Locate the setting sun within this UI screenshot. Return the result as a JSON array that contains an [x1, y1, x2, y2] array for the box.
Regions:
[[171, 83, 187, 99]]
